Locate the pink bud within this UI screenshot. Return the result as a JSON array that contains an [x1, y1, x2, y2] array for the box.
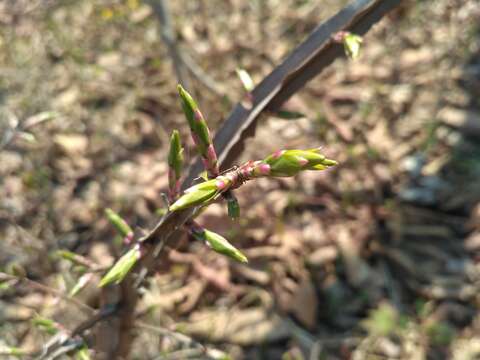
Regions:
[[216, 179, 227, 190], [124, 232, 134, 245], [258, 163, 271, 175], [272, 150, 285, 159], [298, 157, 309, 166], [135, 243, 145, 258], [194, 109, 203, 122]]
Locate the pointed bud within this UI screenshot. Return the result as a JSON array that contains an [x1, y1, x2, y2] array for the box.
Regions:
[[192, 228, 247, 263], [226, 193, 240, 219], [168, 130, 184, 198], [177, 84, 219, 177], [105, 208, 133, 238], [334, 31, 363, 60], [32, 316, 59, 335], [76, 347, 92, 360], [69, 273, 94, 297], [177, 84, 198, 130], [272, 110, 305, 120], [168, 130, 183, 180], [236, 68, 255, 92], [251, 161, 271, 177], [169, 178, 229, 212], [263, 149, 337, 177], [343, 33, 362, 59], [99, 245, 142, 287]]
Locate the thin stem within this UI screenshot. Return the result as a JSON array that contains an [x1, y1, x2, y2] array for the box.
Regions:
[[0, 272, 94, 315]]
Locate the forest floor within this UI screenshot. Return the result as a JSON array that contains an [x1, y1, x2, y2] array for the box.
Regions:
[[1, 1, 480, 359]]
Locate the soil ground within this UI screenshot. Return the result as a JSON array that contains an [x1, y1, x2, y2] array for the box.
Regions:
[[1, 1, 480, 359]]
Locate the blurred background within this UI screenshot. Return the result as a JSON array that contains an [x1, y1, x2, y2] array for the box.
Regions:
[[1, 0, 480, 359]]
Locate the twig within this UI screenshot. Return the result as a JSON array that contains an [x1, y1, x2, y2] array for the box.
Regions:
[[87, 1, 402, 358], [0, 272, 94, 315], [33, 304, 117, 360], [148, 0, 190, 90], [135, 322, 205, 350], [185, 0, 402, 181], [148, 0, 225, 97], [179, 50, 225, 97]]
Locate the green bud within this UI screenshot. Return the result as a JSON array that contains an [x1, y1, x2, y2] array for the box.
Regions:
[[192, 228, 247, 263], [177, 85, 198, 130], [76, 347, 92, 360], [169, 178, 227, 212], [105, 208, 133, 238], [168, 130, 184, 198], [227, 196, 240, 219], [32, 316, 58, 335], [177, 85, 210, 148], [168, 130, 184, 180], [236, 68, 255, 92], [99, 245, 142, 287], [343, 33, 363, 60], [264, 149, 337, 177], [69, 273, 93, 297], [177, 84, 219, 177], [272, 110, 305, 120]]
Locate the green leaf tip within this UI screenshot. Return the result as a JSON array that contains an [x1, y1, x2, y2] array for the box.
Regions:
[[76, 347, 92, 360], [343, 33, 363, 60], [177, 84, 219, 177], [99, 245, 141, 287], [105, 208, 133, 237], [168, 130, 183, 176], [273, 110, 305, 120], [263, 149, 338, 177], [193, 228, 247, 263], [69, 273, 93, 297], [32, 316, 58, 335], [226, 194, 240, 219], [168, 130, 184, 197], [177, 84, 198, 129], [169, 178, 224, 212], [236, 68, 254, 92]]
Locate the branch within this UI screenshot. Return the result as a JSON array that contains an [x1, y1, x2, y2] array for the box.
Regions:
[[148, 0, 191, 90], [0, 272, 94, 315], [185, 0, 401, 182], [92, 1, 401, 358]]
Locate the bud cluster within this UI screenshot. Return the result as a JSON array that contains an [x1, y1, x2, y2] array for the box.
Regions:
[[100, 85, 339, 285], [169, 148, 337, 212]]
